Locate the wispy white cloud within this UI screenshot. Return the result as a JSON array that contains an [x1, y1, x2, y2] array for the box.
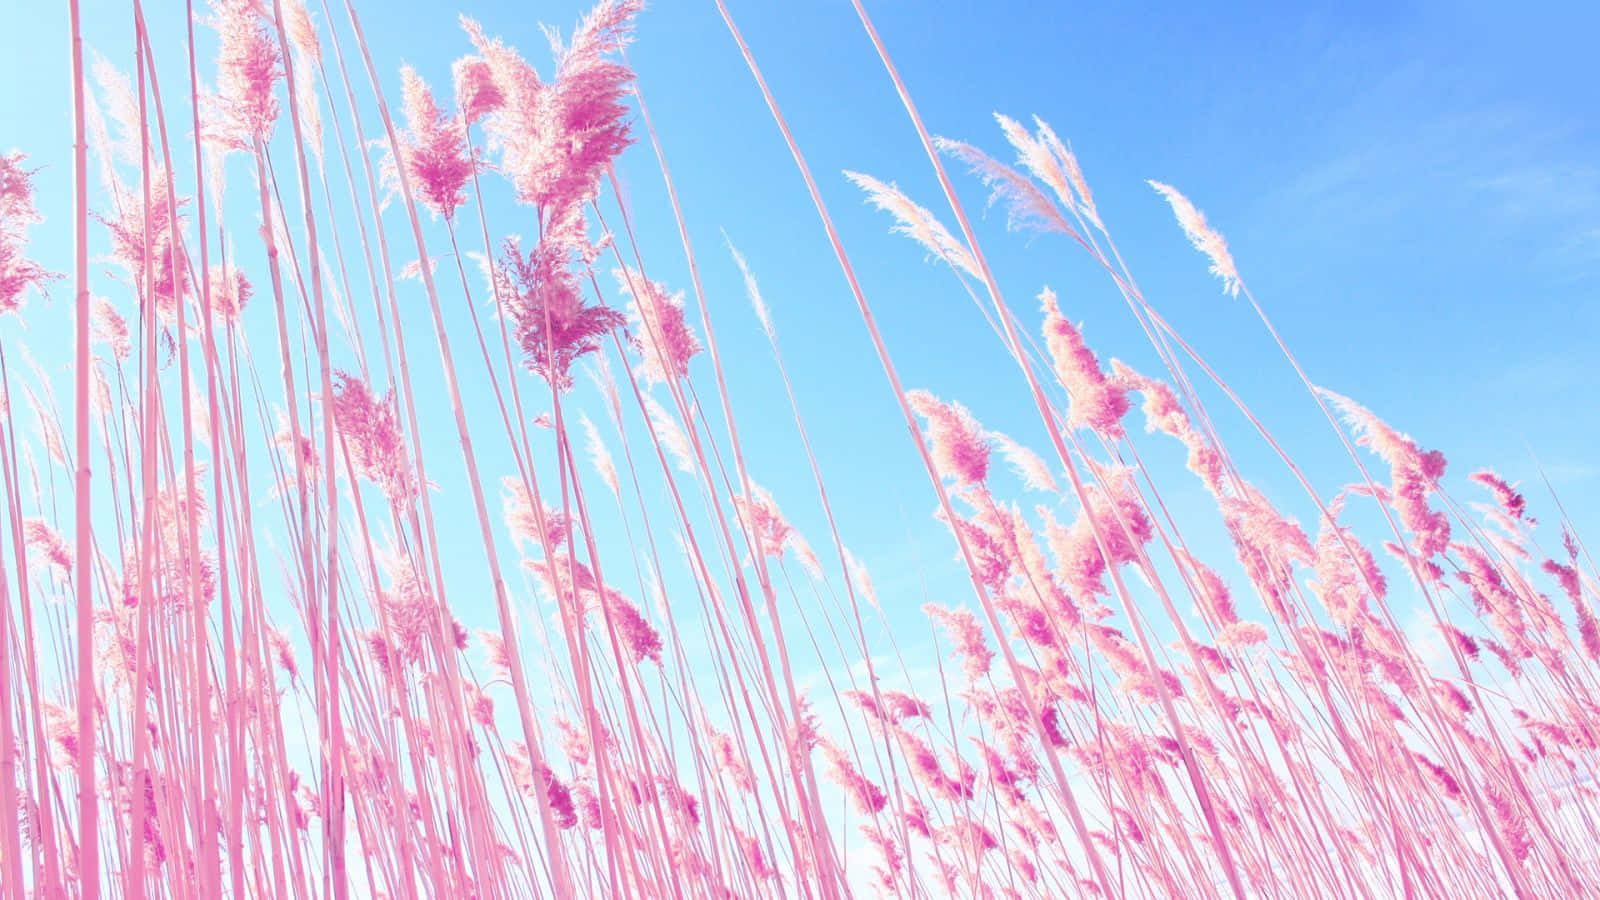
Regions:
[[1261, 49, 1599, 282]]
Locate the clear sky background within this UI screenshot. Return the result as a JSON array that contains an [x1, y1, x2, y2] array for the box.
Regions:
[[3, 0, 1598, 717]]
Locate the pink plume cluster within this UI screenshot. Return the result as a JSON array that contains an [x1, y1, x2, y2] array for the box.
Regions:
[[99, 169, 188, 314], [22, 519, 73, 573], [0, 153, 55, 313], [331, 372, 417, 504], [91, 296, 132, 360], [210, 0, 282, 146], [907, 389, 990, 486], [398, 66, 474, 219], [615, 267, 700, 384], [495, 227, 624, 389], [283, 0, 320, 64], [463, 1, 638, 211], [844, 170, 979, 277], [1040, 286, 1130, 437], [819, 737, 888, 814], [451, 57, 504, 126], [734, 484, 796, 562], [935, 134, 1076, 236], [1148, 179, 1241, 296], [207, 264, 251, 321], [996, 113, 1101, 229], [1322, 387, 1452, 559]]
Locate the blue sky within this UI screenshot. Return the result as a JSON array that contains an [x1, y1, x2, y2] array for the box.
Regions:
[[3, 0, 1598, 727]]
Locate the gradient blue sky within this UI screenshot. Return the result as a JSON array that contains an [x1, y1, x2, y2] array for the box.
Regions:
[[3, 0, 1597, 677]]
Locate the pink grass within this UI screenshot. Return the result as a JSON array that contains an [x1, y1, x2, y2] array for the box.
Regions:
[[0, 2, 1596, 898]]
